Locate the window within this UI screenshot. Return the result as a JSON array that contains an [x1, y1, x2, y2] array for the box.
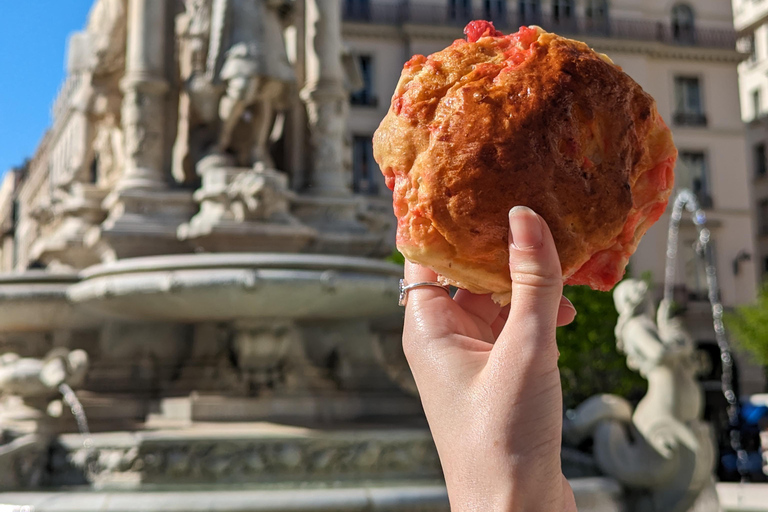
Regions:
[[760, 199, 768, 235], [585, 0, 608, 20], [449, 0, 472, 21], [676, 151, 711, 208], [756, 143, 767, 177], [552, 0, 574, 23], [518, 0, 541, 24], [344, 0, 371, 20], [673, 76, 706, 126], [753, 89, 762, 120], [484, 0, 506, 22], [352, 136, 379, 195], [671, 4, 695, 44], [350, 55, 376, 107], [742, 34, 757, 63], [585, 0, 609, 33]]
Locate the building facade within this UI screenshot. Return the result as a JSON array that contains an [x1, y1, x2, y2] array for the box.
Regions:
[[735, 0, 768, 288], [342, 0, 764, 392]]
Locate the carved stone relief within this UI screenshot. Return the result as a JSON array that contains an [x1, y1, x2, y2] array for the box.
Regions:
[[52, 435, 441, 486]]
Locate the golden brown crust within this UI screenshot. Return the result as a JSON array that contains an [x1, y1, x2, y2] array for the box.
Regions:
[[374, 26, 677, 303]]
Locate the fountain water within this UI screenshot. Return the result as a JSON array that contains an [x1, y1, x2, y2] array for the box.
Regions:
[[664, 189, 750, 481], [560, 189, 751, 511], [58, 384, 91, 443]]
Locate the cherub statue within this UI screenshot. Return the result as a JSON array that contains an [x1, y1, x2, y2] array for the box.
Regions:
[[563, 279, 717, 512]]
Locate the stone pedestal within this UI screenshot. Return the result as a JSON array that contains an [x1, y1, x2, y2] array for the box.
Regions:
[[86, 189, 196, 262], [293, 195, 392, 256], [178, 156, 316, 253]]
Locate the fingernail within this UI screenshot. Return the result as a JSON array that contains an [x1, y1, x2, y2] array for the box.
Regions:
[[561, 297, 577, 314], [509, 206, 543, 250]]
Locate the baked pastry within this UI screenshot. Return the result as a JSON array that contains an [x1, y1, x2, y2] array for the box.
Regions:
[[373, 21, 677, 304]]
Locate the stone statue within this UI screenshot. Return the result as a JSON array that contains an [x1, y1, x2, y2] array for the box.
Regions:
[[232, 321, 332, 393], [0, 349, 89, 490], [69, 0, 128, 189], [0, 349, 89, 424], [89, 93, 125, 188], [563, 279, 717, 512], [177, 0, 296, 172], [173, 0, 215, 183], [225, 167, 295, 222]]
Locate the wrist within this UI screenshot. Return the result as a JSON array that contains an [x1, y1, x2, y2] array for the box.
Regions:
[[442, 458, 570, 511]]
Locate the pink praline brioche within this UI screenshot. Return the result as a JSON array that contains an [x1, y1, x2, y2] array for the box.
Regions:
[[373, 21, 677, 305]]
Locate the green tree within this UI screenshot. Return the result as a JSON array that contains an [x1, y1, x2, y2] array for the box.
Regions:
[[387, 249, 405, 265], [557, 285, 647, 409], [725, 283, 768, 367]]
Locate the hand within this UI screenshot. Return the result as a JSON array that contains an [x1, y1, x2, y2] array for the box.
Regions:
[[402, 206, 578, 512]]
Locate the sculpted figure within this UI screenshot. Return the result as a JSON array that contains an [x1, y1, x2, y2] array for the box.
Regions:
[[0, 349, 89, 489], [563, 279, 717, 512], [0, 349, 89, 416], [69, 0, 127, 189], [173, 0, 215, 183], [177, 0, 296, 173], [226, 167, 295, 222], [89, 92, 125, 188]]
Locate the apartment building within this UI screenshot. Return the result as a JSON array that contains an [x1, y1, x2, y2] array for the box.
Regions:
[[735, 0, 768, 287], [342, 0, 763, 391]]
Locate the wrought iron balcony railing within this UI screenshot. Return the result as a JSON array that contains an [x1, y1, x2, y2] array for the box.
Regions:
[[342, 0, 738, 51], [673, 111, 708, 127]]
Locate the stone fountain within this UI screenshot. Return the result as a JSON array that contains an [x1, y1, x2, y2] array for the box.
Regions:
[[0, 1, 733, 511], [0, 0, 447, 510]]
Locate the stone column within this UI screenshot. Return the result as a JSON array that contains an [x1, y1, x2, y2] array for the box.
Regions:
[[300, 0, 350, 196], [88, 0, 197, 261], [118, 0, 169, 191]]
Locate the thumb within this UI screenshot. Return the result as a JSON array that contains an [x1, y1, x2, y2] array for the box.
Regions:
[[498, 206, 564, 352]]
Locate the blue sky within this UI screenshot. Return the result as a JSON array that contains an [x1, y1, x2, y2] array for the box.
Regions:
[[0, 1, 93, 175]]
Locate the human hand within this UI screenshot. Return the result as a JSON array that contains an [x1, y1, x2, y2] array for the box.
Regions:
[[402, 206, 578, 512]]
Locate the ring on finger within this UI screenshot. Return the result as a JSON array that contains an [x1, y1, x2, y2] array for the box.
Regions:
[[399, 279, 451, 306]]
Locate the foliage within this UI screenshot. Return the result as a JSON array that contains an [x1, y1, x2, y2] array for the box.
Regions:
[[557, 285, 647, 409], [387, 249, 405, 265], [724, 283, 768, 367]]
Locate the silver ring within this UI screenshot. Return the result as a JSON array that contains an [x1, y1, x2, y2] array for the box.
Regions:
[[398, 279, 451, 306]]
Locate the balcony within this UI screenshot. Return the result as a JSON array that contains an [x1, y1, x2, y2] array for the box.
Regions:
[[342, 0, 739, 51], [673, 111, 708, 127]]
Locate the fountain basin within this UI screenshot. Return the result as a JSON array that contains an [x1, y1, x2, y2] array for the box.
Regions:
[[68, 254, 403, 322], [0, 480, 628, 512], [0, 272, 99, 331]]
